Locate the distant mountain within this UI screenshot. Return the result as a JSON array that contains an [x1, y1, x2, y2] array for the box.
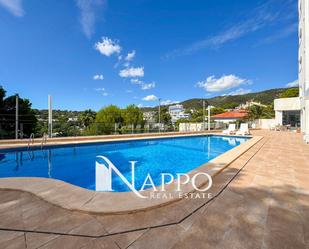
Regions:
[[141, 87, 296, 111]]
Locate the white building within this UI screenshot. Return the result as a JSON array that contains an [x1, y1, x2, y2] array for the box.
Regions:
[[143, 111, 156, 123], [68, 117, 78, 122], [273, 1, 309, 142], [168, 104, 190, 123], [299, 0, 309, 142], [236, 101, 266, 110], [274, 97, 301, 127]]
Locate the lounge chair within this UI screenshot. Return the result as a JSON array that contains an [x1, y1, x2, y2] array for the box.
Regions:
[[236, 123, 250, 136], [222, 124, 236, 135]]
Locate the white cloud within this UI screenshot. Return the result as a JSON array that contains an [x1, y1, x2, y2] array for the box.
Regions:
[[256, 22, 297, 46], [119, 67, 144, 78], [94, 87, 108, 96], [137, 104, 143, 108], [165, 0, 295, 57], [223, 88, 252, 96], [123, 62, 130, 67], [0, 0, 24, 17], [142, 94, 158, 101], [76, 0, 105, 38], [130, 78, 142, 84], [95, 37, 121, 56], [141, 82, 155, 90], [130, 78, 155, 90], [125, 50, 136, 61], [286, 79, 299, 87], [93, 74, 104, 80], [196, 75, 249, 93], [160, 100, 180, 105]]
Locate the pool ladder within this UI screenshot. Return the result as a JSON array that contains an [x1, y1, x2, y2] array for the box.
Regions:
[[41, 133, 48, 149], [27, 133, 34, 149]]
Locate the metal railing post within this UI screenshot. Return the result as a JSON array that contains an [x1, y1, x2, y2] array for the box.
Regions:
[[15, 95, 19, 139]]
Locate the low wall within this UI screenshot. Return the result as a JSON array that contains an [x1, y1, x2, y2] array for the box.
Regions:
[[253, 119, 276, 129], [179, 123, 205, 132]]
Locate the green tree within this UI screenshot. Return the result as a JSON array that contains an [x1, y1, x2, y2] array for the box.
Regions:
[[175, 118, 191, 128], [78, 109, 96, 128], [0, 87, 37, 139], [155, 106, 172, 126], [211, 107, 225, 115], [34, 120, 48, 136], [248, 105, 274, 120], [122, 105, 144, 127], [221, 102, 238, 109], [89, 105, 122, 135], [0, 87, 5, 107], [279, 88, 299, 98], [248, 105, 264, 120], [53, 115, 80, 137], [191, 109, 203, 121]]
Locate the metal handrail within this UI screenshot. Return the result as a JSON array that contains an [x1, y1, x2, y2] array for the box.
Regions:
[[41, 133, 48, 149], [27, 133, 34, 149]]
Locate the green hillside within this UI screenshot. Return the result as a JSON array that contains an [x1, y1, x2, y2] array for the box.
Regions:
[[142, 87, 297, 111]]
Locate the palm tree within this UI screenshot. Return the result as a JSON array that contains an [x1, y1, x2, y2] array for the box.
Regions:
[[248, 105, 264, 120], [248, 105, 273, 120]]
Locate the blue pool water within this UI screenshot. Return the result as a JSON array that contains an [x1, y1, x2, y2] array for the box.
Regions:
[[0, 135, 248, 191]]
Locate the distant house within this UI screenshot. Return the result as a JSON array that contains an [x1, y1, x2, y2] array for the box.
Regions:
[[143, 111, 156, 123], [236, 101, 267, 110], [211, 110, 248, 123], [168, 104, 190, 123], [68, 117, 78, 122]]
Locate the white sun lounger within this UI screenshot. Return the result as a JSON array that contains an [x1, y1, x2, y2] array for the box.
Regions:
[[222, 124, 236, 135], [236, 123, 250, 136]]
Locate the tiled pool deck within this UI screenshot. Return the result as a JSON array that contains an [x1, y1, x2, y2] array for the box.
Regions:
[[0, 134, 260, 214], [0, 130, 308, 248]]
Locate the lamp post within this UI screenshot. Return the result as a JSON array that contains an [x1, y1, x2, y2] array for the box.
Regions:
[[208, 105, 211, 131], [158, 98, 161, 132], [202, 99, 205, 131], [15, 95, 19, 139], [48, 95, 53, 138]]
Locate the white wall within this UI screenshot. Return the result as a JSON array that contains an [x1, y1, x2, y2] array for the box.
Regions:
[[274, 97, 301, 111], [299, 0, 309, 141], [213, 118, 239, 124], [253, 119, 277, 129], [305, 100, 309, 143], [275, 111, 282, 125], [179, 123, 205, 132]]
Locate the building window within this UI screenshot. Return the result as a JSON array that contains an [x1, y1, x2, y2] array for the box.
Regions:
[[282, 111, 301, 127]]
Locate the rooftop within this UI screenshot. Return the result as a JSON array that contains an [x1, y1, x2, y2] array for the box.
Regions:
[[212, 110, 248, 119]]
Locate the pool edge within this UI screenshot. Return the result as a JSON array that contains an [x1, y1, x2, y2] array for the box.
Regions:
[[0, 134, 263, 214]]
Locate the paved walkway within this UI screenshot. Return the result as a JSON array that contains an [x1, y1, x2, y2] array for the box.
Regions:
[[0, 131, 308, 249]]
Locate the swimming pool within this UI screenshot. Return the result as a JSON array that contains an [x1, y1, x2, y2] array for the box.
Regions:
[[0, 135, 249, 192]]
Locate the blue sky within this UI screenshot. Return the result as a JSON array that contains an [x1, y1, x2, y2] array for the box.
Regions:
[[0, 0, 298, 110]]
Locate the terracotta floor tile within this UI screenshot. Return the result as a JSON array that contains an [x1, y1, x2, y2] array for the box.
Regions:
[[0, 131, 308, 248]]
